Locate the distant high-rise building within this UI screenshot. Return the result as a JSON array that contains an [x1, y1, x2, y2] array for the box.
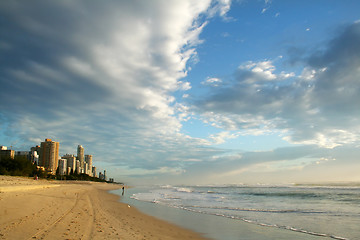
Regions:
[[58, 159, 67, 175], [62, 154, 76, 173], [30, 145, 41, 164], [77, 145, 84, 169], [92, 166, 97, 178], [85, 155, 92, 172], [0, 146, 15, 160], [31, 145, 41, 152], [84, 163, 89, 175], [39, 139, 59, 174], [15, 151, 30, 158], [76, 160, 81, 174], [99, 172, 104, 180]]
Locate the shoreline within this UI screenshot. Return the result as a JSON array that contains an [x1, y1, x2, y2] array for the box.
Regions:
[[0, 176, 208, 239], [119, 187, 327, 240]]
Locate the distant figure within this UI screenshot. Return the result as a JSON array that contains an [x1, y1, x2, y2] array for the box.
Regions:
[[122, 186, 125, 196]]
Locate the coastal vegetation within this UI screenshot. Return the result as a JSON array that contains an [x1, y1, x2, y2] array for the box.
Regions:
[[50, 170, 107, 182], [0, 156, 43, 177], [0, 156, 111, 183]]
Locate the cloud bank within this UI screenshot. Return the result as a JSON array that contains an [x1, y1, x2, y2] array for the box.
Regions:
[[0, 0, 231, 179], [1, 1, 359, 184], [195, 22, 360, 149]]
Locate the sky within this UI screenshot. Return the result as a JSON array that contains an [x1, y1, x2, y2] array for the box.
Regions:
[[1, 0, 360, 185]]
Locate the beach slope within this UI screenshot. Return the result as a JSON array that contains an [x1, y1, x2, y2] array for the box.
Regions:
[[0, 176, 207, 240]]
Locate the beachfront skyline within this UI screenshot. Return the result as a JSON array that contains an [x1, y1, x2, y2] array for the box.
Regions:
[[1, 1, 359, 185]]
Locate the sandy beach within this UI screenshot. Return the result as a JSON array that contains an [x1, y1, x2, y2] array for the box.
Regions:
[[0, 176, 207, 240]]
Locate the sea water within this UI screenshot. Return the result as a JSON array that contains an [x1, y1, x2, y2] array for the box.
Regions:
[[120, 184, 360, 240]]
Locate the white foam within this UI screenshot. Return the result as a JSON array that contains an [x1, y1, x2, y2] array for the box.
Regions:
[[176, 187, 193, 193]]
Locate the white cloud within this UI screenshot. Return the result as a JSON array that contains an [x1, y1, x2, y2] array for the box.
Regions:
[[178, 81, 192, 91], [217, 0, 232, 16], [0, 0, 231, 180], [238, 60, 278, 81], [279, 71, 295, 79], [209, 131, 238, 144], [201, 77, 223, 86], [316, 157, 335, 165], [208, 0, 232, 19], [201, 111, 274, 132], [176, 103, 192, 122], [261, 0, 271, 14], [195, 22, 360, 149], [284, 129, 359, 149]]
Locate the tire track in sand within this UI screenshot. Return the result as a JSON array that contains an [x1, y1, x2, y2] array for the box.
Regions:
[[80, 193, 95, 240], [27, 191, 84, 240]]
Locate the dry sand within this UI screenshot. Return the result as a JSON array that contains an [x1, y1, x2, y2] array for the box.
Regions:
[[0, 176, 207, 240]]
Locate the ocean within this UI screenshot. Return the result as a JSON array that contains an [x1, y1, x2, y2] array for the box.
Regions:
[[117, 184, 360, 240]]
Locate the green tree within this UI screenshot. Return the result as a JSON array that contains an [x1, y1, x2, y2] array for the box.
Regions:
[[0, 156, 37, 177]]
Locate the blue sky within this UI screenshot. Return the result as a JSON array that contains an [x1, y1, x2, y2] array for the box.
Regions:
[[1, 0, 360, 185]]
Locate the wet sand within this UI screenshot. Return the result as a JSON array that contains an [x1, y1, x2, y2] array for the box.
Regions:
[[0, 176, 207, 240]]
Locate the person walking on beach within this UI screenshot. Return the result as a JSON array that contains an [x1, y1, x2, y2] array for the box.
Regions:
[[122, 186, 125, 196]]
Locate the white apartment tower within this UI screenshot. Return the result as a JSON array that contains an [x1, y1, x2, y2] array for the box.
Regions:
[[76, 160, 81, 174], [62, 154, 76, 173], [58, 159, 67, 175], [77, 145, 84, 169], [85, 154, 93, 173]]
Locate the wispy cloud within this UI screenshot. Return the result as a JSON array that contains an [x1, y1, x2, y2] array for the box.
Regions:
[[208, 0, 233, 20], [0, 0, 227, 177], [261, 0, 272, 14]]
